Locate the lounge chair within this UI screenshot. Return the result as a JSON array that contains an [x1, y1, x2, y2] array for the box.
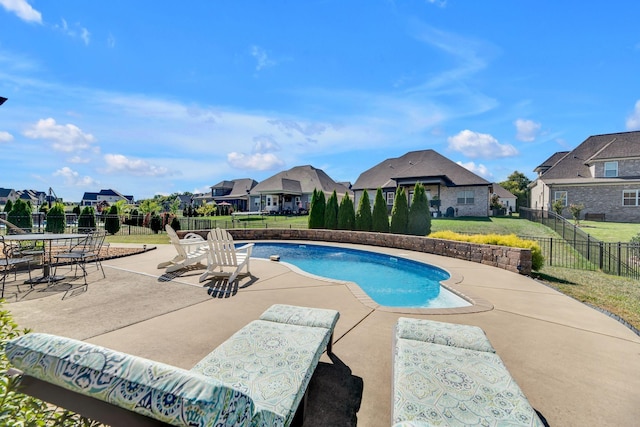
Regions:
[[199, 228, 254, 284], [392, 317, 545, 426], [157, 224, 209, 273], [5, 304, 340, 427]]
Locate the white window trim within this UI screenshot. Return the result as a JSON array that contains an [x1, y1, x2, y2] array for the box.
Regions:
[[622, 189, 639, 206], [604, 161, 618, 178]]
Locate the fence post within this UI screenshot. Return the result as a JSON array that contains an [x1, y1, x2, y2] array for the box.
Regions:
[[599, 242, 603, 270], [549, 237, 553, 266], [618, 242, 622, 276]]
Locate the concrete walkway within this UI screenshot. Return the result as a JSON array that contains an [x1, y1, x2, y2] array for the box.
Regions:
[[6, 242, 640, 426]]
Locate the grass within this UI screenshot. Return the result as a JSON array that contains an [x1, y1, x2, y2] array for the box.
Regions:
[[105, 215, 640, 332]]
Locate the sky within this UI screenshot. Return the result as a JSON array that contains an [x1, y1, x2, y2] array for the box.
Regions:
[[1, 0, 639, 203]]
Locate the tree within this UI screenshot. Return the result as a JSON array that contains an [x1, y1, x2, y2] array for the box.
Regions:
[[308, 189, 326, 229], [138, 199, 161, 216], [355, 190, 372, 231], [407, 183, 431, 236], [150, 214, 163, 233], [569, 203, 584, 225], [499, 171, 531, 211], [45, 203, 66, 233], [552, 199, 564, 215], [390, 187, 408, 234], [78, 206, 96, 232], [372, 188, 389, 233], [337, 193, 356, 230], [324, 190, 339, 229], [7, 199, 32, 231], [170, 216, 181, 231], [104, 205, 121, 235], [196, 202, 217, 217], [3, 199, 12, 213], [169, 197, 181, 215]]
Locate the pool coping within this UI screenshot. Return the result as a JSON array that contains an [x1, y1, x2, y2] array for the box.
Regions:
[[251, 240, 494, 315]]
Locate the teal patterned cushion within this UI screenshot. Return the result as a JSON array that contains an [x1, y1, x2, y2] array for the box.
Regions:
[[6, 333, 256, 427], [258, 304, 339, 330], [191, 319, 331, 427], [396, 317, 496, 353], [393, 339, 543, 426]]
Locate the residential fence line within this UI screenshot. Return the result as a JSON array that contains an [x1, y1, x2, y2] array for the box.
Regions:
[[520, 208, 640, 280]]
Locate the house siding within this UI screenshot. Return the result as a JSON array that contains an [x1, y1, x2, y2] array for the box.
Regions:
[[593, 159, 640, 178], [550, 184, 640, 222]]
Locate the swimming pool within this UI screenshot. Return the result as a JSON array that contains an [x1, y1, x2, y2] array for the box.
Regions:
[[250, 242, 470, 309]]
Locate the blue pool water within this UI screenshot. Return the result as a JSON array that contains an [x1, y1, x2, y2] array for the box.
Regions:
[[250, 243, 470, 308]]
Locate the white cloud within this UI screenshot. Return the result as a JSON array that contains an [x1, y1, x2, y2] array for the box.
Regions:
[[448, 129, 518, 159], [68, 155, 90, 163], [250, 45, 276, 71], [103, 154, 171, 177], [23, 118, 97, 152], [54, 18, 91, 45], [252, 135, 281, 153], [626, 100, 640, 130], [227, 152, 285, 171], [53, 166, 97, 186], [0, 0, 42, 23], [0, 131, 13, 142], [514, 119, 541, 142], [457, 161, 493, 179]]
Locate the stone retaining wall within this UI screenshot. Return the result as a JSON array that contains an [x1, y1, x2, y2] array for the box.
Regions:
[[180, 228, 532, 275]]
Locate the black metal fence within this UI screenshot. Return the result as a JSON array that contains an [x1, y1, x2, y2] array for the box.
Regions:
[[520, 208, 640, 279]]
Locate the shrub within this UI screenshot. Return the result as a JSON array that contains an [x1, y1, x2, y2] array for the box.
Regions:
[[407, 183, 430, 236], [371, 188, 389, 233], [390, 187, 408, 234], [170, 216, 181, 231], [7, 199, 32, 231], [104, 205, 121, 235], [308, 189, 326, 229], [3, 199, 12, 213], [72, 205, 81, 216], [45, 203, 66, 233], [552, 199, 564, 215], [355, 189, 372, 231], [429, 231, 544, 271], [337, 193, 356, 230], [78, 207, 96, 233], [569, 203, 584, 225], [150, 214, 163, 233], [324, 191, 339, 230]]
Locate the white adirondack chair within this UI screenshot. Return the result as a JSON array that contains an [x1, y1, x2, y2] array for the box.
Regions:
[[157, 225, 209, 273], [199, 228, 254, 284]]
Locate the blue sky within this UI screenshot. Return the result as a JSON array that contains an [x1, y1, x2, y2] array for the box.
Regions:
[[1, 0, 639, 203]]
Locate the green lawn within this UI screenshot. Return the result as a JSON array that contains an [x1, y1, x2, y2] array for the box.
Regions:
[[106, 215, 640, 331]]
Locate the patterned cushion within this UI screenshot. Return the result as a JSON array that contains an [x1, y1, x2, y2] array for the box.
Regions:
[[396, 317, 496, 353], [258, 304, 339, 331], [191, 319, 331, 427], [393, 339, 543, 426], [6, 333, 256, 427]]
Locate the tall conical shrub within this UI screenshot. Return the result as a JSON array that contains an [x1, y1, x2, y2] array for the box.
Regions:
[[308, 189, 326, 229], [390, 187, 408, 234], [324, 190, 339, 229], [355, 189, 372, 231], [337, 193, 355, 230], [408, 182, 431, 236], [104, 205, 121, 235], [45, 203, 66, 233], [7, 199, 32, 231], [372, 188, 389, 233], [78, 206, 96, 233]]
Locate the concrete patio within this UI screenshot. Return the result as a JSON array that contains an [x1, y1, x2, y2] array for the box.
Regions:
[[5, 242, 640, 426]]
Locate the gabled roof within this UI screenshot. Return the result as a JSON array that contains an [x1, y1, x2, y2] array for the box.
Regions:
[[251, 165, 351, 196], [211, 180, 235, 190], [534, 151, 569, 174], [492, 184, 516, 199], [81, 192, 99, 201], [0, 188, 14, 198], [352, 149, 490, 190], [536, 131, 640, 180]]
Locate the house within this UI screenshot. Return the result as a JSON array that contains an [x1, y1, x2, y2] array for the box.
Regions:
[[492, 184, 517, 212], [529, 131, 640, 222], [81, 189, 134, 208], [250, 165, 352, 213], [209, 178, 258, 212], [0, 188, 18, 207], [352, 149, 492, 217]]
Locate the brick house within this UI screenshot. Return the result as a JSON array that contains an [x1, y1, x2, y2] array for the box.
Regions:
[[529, 131, 640, 222]]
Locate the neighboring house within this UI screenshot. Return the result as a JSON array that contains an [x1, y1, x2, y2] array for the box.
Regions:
[[0, 187, 18, 207], [16, 190, 46, 207], [492, 184, 517, 212], [250, 165, 352, 213], [529, 130, 640, 222], [205, 178, 259, 212], [81, 189, 134, 208], [352, 149, 492, 217]]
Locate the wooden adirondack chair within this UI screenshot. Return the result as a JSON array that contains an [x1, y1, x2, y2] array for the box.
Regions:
[[199, 228, 254, 284], [157, 225, 209, 273]]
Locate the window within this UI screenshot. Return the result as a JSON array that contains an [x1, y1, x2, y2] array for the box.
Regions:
[[554, 191, 567, 206], [457, 191, 474, 204], [604, 161, 618, 178], [623, 190, 640, 206], [386, 192, 395, 205]]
